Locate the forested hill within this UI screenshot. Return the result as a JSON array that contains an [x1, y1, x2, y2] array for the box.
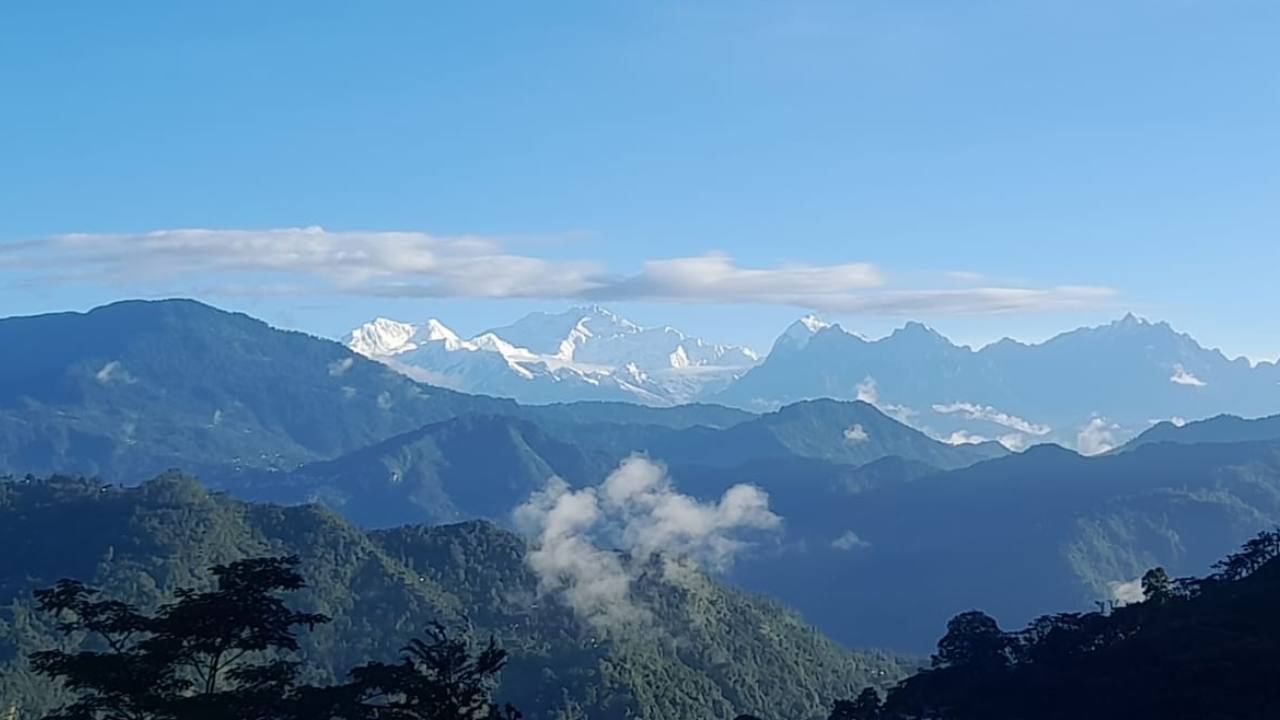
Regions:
[[0, 299, 520, 480], [0, 474, 907, 720], [0, 299, 997, 489], [1119, 411, 1280, 451], [869, 531, 1280, 719]]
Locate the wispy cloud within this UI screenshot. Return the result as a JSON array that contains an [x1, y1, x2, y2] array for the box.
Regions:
[[831, 530, 871, 551], [94, 360, 137, 385], [585, 252, 882, 304], [0, 227, 1116, 315], [1169, 364, 1207, 387], [816, 286, 1115, 315], [855, 376, 917, 425], [931, 402, 1051, 436]]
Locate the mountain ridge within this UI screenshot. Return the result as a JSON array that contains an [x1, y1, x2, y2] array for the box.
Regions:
[[0, 473, 907, 719], [717, 312, 1280, 450], [348, 306, 761, 407]]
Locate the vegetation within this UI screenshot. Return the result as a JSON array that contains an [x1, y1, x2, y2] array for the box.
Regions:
[[832, 530, 1280, 719], [23, 553, 519, 720], [0, 474, 905, 720], [15, 501, 1280, 720], [6, 299, 1280, 664], [0, 300, 519, 481], [728, 438, 1280, 650]]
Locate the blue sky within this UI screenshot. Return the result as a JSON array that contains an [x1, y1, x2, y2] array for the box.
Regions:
[[1, 1, 1277, 359]]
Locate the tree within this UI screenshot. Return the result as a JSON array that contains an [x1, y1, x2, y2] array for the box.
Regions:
[[1213, 530, 1280, 580], [30, 559, 523, 720], [829, 688, 882, 720], [932, 611, 1010, 672], [340, 622, 519, 720], [1140, 567, 1172, 603], [31, 556, 328, 720]]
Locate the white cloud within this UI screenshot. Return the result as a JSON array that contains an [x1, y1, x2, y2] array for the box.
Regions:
[[844, 424, 870, 443], [931, 402, 1051, 436], [1077, 417, 1119, 455], [0, 227, 1115, 315], [1108, 577, 1145, 606], [855, 376, 917, 425], [94, 360, 136, 385], [943, 430, 989, 445], [376, 390, 394, 410], [589, 252, 883, 304], [1170, 364, 1207, 387], [812, 285, 1116, 315], [328, 357, 354, 377], [513, 456, 780, 628], [998, 433, 1031, 451], [831, 531, 871, 551]]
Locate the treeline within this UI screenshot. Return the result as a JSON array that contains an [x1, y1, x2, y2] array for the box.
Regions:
[[13, 556, 520, 720], [2, 473, 902, 720], [11, 511, 1280, 719], [829, 530, 1280, 720]]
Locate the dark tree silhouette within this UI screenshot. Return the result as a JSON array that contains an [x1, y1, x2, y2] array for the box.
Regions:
[[859, 530, 1280, 720], [829, 688, 882, 720], [31, 556, 328, 720], [932, 611, 1010, 671], [1213, 529, 1280, 580], [340, 622, 519, 720], [29, 558, 520, 720], [1140, 567, 1172, 603]]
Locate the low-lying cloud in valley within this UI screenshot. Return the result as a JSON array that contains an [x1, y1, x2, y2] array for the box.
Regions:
[[1170, 364, 1208, 387], [1077, 417, 1120, 455], [513, 455, 781, 628], [931, 402, 1051, 437], [856, 376, 918, 424], [844, 424, 870, 443]]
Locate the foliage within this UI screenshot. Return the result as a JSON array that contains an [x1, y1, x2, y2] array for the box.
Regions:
[[0, 475, 906, 720], [340, 623, 520, 720], [30, 557, 330, 720], [27, 557, 518, 720], [845, 530, 1280, 719]]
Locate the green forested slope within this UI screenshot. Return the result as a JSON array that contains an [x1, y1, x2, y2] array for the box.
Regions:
[[0, 474, 905, 720]]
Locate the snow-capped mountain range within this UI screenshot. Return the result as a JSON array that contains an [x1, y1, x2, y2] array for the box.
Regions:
[[718, 312, 1280, 452], [347, 306, 760, 406], [349, 307, 1279, 453]]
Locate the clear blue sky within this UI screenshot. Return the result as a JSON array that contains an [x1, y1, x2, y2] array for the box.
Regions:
[[2, 1, 1277, 359]]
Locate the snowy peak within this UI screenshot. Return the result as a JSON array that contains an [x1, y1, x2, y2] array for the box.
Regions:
[[348, 318, 420, 357], [423, 318, 460, 343], [777, 314, 836, 351], [344, 306, 760, 406], [799, 314, 831, 333]]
